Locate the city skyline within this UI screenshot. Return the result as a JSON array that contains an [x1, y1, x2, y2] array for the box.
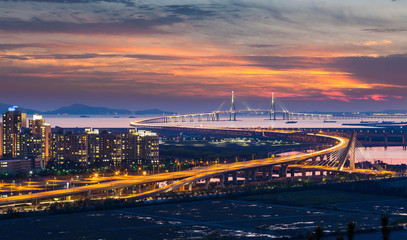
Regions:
[[1, 0, 406, 112]]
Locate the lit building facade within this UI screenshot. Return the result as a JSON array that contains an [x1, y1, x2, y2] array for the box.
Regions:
[[19, 128, 43, 159], [88, 129, 123, 167], [52, 128, 159, 168], [2, 106, 27, 158], [29, 114, 51, 161], [1, 107, 159, 170], [51, 128, 88, 167], [138, 130, 160, 165], [0, 158, 45, 175]]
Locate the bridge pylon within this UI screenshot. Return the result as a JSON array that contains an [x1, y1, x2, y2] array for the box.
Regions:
[[269, 92, 276, 120], [229, 91, 236, 121], [337, 131, 357, 171]]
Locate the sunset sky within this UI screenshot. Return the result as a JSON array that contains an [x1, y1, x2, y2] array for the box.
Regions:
[[0, 0, 406, 112]]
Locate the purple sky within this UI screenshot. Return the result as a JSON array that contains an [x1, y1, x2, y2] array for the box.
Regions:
[[0, 0, 406, 113]]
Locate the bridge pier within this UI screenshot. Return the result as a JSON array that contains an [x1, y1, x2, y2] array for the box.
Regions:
[[205, 178, 210, 189], [223, 174, 228, 186], [252, 168, 257, 181], [262, 169, 267, 179], [188, 183, 193, 191], [232, 171, 238, 184], [290, 168, 295, 178], [268, 167, 273, 180], [219, 175, 225, 187], [245, 170, 250, 182], [279, 164, 287, 178]]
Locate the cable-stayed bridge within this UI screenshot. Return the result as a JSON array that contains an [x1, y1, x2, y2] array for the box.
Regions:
[[138, 91, 332, 124]]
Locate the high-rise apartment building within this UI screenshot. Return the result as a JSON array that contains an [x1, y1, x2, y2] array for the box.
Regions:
[[122, 129, 142, 166], [2, 106, 27, 158], [137, 130, 159, 165], [0, 126, 2, 159], [29, 114, 51, 161], [19, 128, 43, 159], [51, 128, 159, 168], [51, 128, 88, 167], [88, 129, 123, 167], [29, 114, 45, 134]]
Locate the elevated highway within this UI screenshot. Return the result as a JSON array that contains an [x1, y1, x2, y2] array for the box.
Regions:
[[0, 130, 386, 206]]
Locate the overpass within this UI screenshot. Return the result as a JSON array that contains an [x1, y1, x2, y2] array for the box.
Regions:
[[0, 129, 389, 207]]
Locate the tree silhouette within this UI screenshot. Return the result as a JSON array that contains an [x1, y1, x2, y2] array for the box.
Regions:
[[381, 215, 390, 240], [347, 221, 355, 240], [315, 225, 323, 240]]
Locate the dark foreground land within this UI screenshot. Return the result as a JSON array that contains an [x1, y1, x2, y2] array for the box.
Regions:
[[1, 188, 407, 240]]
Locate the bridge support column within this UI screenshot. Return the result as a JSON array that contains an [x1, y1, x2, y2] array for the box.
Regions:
[[188, 183, 193, 191], [223, 174, 228, 186], [268, 167, 273, 180], [302, 170, 306, 177], [312, 170, 316, 176], [403, 135, 406, 149], [232, 172, 238, 184], [279, 164, 287, 178], [384, 135, 388, 149], [252, 168, 257, 181], [219, 175, 225, 187], [290, 168, 295, 178], [262, 169, 267, 179], [205, 178, 210, 190], [245, 170, 250, 181]]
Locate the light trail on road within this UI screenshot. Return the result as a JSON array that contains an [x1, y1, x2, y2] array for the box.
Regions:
[[0, 132, 362, 206]]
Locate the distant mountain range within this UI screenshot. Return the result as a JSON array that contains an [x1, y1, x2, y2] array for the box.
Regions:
[[1, 102, 407, 116], [0, 103, 176, 115]]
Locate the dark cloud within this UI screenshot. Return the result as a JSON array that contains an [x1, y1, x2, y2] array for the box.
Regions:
[[5, 0, 133, 3], [329, 54, 407, 86], [0, 16, 183, 35], [244, 54, 407, 88], [0, 53, 185, 61], [243, 56, 325, 70], [0, 43, 47, 50], [164, 5, 216, 19], [249, 44, 280, 49], [363, 28, 407, 33]]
